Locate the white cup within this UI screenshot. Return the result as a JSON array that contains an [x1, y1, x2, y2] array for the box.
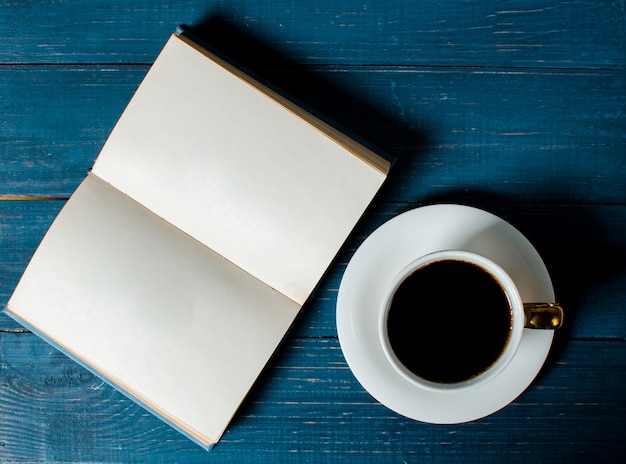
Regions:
[[378, 250, 563, 393]]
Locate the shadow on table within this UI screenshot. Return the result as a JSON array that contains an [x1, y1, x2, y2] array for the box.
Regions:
[[423, 188, 626, 363]]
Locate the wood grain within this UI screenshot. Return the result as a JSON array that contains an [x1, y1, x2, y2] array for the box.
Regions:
[[1, 66, 624, 201], [1, 1, 624, 68], [2, 201, 625, 340], [0, 333, 623, 462], [1, 0, 625, 461]]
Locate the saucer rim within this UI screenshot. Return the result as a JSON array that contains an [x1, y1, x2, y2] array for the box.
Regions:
[[336, 204, 555, 424]]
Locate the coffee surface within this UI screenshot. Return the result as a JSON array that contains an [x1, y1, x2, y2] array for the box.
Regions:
[[386, 259, 512, 384]]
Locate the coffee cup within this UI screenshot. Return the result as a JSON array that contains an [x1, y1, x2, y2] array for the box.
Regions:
[[379, 250, 563, 393]]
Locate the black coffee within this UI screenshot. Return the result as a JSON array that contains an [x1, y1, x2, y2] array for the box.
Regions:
[[386, 259, 512, 384]]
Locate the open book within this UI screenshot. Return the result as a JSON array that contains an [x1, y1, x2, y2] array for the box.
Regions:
[[5, 29, 390, 448]]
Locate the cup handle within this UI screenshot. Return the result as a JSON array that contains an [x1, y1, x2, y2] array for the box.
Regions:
[[523, 303, 564, 329]]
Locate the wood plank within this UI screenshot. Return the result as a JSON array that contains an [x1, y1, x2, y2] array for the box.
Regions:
[[307, 202, 626, 341], [0, 1, 624, 68], [273, 67, 626, 205], [1, 1, 624, 462], [0, 65, 144, 197], [0, 333, 623, 462], [3, 201, 626, 340], [2, 65, 625, 202]]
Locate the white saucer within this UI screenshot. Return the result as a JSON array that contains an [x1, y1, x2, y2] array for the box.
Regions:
[[336, 204, 556, 424]]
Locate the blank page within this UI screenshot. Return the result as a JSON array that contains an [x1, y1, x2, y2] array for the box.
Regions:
[[8, 174, 300, 446], [92, 34, 389, 305]]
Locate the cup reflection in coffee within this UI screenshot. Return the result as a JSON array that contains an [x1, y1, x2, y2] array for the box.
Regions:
[[379, 250, 563, 392]]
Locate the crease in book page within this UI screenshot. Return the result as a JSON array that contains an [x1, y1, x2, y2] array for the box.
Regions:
[[7, 173, 301, 446]]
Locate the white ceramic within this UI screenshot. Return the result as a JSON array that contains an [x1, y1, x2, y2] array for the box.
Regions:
[[336, 204, 555, 424], [379, 250, 526, 393]]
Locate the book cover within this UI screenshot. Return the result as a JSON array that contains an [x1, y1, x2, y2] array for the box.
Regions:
[[5, 29, 391, 448]]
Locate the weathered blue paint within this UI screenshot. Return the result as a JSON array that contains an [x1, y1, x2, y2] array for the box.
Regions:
[[1, 0, 625, 462]]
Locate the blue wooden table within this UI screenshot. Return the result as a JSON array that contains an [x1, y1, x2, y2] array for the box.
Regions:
[[1, 1, 625, 462]]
